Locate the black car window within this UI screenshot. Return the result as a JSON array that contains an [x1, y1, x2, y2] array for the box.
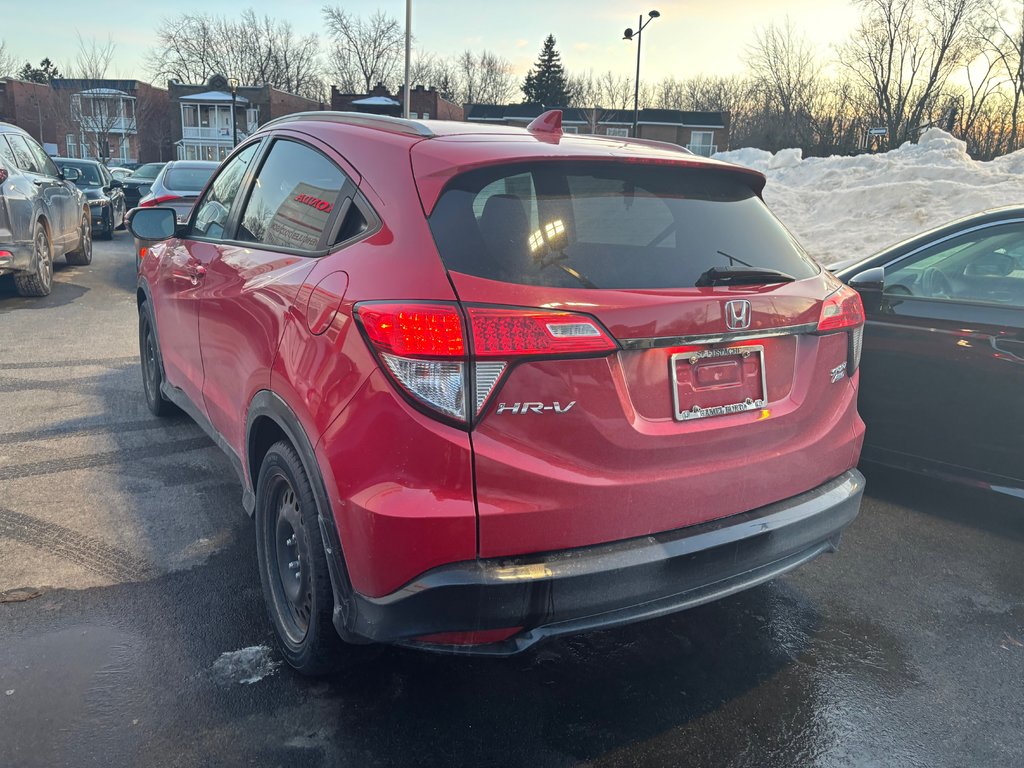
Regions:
[[58, 163, 103, 187], [0, 136, 18, 170], [4, 134, 42, 174], [885, 223, 1024, 308], [165, 166, 215, 193], [132, 163, 164, 180], [23, 136, 59, 177], [237, 140, 347, 252], [429, 162, 819, 289], [191, 144, 259, 240]]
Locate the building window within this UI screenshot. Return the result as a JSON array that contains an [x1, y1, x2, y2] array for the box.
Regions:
[[182, 104, 198, 128], [606, 127, 629, 137], [687, 130, 716, 157], [246, 107, 259, 132], [66, 135, 77, 158], [410, 112, 419, 119], [563, 126, 578, 134], [422, 112, 430, 120]]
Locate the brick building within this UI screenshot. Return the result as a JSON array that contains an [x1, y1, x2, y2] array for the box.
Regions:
[[169, 75, 323, 161], [464, 103, 730, 155], [0, 77, 172, 163], [330, 84, 464, 121]]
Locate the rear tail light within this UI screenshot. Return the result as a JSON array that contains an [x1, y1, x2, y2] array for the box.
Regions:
[[356, 302, 617, 426], [140, 194, 181, 208], [817, 284, 865, 373], [0, 167, 8, 185]]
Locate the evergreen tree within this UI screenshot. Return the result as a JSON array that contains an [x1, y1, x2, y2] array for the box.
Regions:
[[17, 58, 61, 84], [522, 35, 569, 106]]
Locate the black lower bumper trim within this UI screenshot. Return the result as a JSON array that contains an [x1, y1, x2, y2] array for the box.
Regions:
[[340, 469, 865, 655]]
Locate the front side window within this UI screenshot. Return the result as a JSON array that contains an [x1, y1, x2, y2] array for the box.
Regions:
[[429, 162, 819, 289], [191, 143, 260, 239], [885, 224, 1024, 308], [237, 140, 347, 251]]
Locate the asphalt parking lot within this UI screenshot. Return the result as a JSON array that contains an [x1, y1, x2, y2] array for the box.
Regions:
[[0, 234, 1021, 768]]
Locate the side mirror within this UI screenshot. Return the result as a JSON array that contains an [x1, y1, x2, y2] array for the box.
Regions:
[[61, 167, 81, 182], [127, 207, 177, 241], [109, 178, 124, 189], [848, 266, 885, 293]]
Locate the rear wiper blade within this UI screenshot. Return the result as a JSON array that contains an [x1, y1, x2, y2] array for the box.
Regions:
[[695, 266, 796, 287]]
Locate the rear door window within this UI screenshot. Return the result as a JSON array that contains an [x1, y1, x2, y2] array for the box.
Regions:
[[429, 162, 819, 289], [237, 139, 347, 252]]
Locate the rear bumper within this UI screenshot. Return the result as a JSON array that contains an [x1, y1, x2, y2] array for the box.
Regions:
[[339, 469, 865, 655], [0, 242, 34, 275]]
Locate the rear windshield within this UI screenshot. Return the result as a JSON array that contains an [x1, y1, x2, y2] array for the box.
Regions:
[[132, 163, 164, 180], [165, 166, 215, 193], [428, 162, 819, 289]]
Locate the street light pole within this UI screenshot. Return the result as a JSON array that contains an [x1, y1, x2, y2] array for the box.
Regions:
[[403, 0, 411, 119], [228, 78, 239, 150], [623, 10, 660, 138]]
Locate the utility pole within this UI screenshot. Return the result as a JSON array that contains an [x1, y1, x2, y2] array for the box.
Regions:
[[622, 10, 660, 138], [403, 0, 411, 119]]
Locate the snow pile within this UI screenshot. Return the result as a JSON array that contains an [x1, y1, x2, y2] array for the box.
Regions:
[[714, 129, 1024, 264], [209, 645, 281, 685]]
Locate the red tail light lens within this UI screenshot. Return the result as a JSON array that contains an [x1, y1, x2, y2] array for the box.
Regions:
[[356, 303, 617, 425], [817, 285, 864, 332], [0, 167, 8, 185], [140, 194, 181, 208], [468, 307, 617, 356]]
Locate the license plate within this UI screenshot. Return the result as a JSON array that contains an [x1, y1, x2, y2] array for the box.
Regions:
[[671, 345, 767, 421]]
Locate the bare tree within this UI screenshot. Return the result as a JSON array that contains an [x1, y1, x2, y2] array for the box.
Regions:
[[322, 7, 403, 93], [0, 39, 17, 78], [455, 50, 517, 104], [839, 0, 987, 148], [746, 19, 820, 148], [981, 0, 1024, 150], [72, 34, 116, 80], [149, 10, 322, 99]]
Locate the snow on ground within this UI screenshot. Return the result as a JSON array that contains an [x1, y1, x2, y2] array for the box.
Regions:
[[714, 129, 1024, 265], [209, 645, 281, 685]]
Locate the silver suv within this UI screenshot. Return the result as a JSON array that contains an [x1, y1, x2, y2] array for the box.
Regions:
[[0, 123, 91, 297]]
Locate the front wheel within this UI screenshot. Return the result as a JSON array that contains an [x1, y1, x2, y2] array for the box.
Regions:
[[255, 441, 350, 676], [139, 303, 175, 417], [99, 211, 114, 240]]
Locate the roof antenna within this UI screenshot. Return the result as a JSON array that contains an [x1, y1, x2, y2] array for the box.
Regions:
[[527, 109, 563, 135]]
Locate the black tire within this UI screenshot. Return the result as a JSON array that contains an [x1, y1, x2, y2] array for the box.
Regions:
[[65, 213, 93, 266], [138, 302, 175, 417], [255, 441, 349, 676], [14, 221, 53, 297], [99, 211, 114, 240]]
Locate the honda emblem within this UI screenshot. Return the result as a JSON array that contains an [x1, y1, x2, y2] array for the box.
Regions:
[[724, 300, 752, 331]]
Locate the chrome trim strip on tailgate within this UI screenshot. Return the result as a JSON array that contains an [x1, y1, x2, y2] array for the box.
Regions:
[[618, 321, 819, 350]]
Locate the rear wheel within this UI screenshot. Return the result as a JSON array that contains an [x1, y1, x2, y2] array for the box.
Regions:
[[65, 213, 93, 266], [255, 441, 352, 676], [138, 302, 175, 417], [14, 221, 53, 297]]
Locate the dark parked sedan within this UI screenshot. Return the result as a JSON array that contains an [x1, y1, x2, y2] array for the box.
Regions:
[[54, 158, 126, 240], [835, 207, 1024, 497], [121, 162, 165, 209]]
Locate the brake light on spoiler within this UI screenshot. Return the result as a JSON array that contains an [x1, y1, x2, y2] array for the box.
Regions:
[[139, 195, 181, 208], [356, 303, 617, 426]]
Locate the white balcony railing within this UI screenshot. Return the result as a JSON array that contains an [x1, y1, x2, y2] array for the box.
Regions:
[[686, 143, 717, 157], [182, 126, 234, 140], [79, 116, 137, 134]]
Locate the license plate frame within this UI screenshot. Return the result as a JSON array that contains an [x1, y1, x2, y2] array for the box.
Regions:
[[670, 345, 767, 421]]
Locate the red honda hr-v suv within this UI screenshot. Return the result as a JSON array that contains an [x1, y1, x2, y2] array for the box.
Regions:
[[128, 110, 866, 674]]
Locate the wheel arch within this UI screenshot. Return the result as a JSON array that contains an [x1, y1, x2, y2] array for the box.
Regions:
[[246, 390, 361, 639]]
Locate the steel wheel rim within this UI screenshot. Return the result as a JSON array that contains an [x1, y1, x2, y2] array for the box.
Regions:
[[35, 228, 51, 289], [269, 476, 312, 644]]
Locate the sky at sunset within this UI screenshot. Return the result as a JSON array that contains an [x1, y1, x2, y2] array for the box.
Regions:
[[3, 0, 861, 86]]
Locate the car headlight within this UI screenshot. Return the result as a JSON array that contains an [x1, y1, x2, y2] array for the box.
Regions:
[[89, 198, 110, 207]]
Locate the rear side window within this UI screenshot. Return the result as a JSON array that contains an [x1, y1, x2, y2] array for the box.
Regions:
[[237, 139, 347, 251], [4, 134, 41, 174], [429, 162, 819, 289], [165, 166, 215, 192]]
